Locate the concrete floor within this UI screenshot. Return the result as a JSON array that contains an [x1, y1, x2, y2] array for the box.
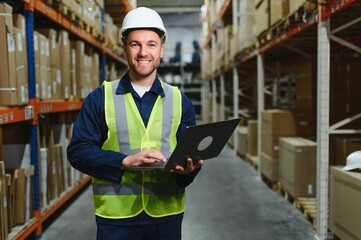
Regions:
[[41, 145, 316, 240]]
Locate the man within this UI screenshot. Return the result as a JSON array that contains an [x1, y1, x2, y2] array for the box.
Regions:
[[67, 7, 203, 240]]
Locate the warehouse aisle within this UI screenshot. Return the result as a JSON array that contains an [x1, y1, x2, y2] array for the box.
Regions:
[[42, 145, 316, 240]]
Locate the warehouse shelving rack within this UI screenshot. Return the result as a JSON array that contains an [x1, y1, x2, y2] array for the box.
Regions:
[[202, 0, 361, 239], [0, 0, 129, 239]]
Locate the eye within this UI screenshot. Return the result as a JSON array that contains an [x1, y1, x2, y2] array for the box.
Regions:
[[130, 43, 139, 48], [148, 42, 157, 48]]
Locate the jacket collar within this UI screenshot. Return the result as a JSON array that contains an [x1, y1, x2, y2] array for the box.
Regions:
[[115, 72, 165, 97]]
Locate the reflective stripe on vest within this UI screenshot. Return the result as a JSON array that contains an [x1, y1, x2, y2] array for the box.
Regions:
[[93, 79, 184, 219]]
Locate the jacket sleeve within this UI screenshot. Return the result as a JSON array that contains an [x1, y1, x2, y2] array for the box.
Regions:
[[66, 86, 125, 183]]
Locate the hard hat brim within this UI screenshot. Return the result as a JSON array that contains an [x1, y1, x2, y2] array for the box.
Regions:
[[121, 27, 166, 41], [342, 164, 361, 171]]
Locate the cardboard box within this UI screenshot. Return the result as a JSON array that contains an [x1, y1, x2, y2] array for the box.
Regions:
[[36, 32, 50, 100], [33, 31, 41, 99], [14, 27, 28, 105], [0, 126, 2, 161], [58, 30, 71, 99], [330, 166, 361, 240], [247, 120, 258, 156], [0, 3, 17, 106], [0, 161, 8, 239], [294, 63, 316, 136], [5, 174, 12, 233], [47, 130, 57, 201], [270, 0, 289, 26], [13, 14, 29, 105], [70, 48, 77, 99], [39, 148, 48, 210], [14, 168, 26, 225], [279, 137, 316, 197], [72, 41, 86, 99], [37, 28, 61, 100], [261, 109, 297, 136], [237, 126, 248, 156], [260, 152, 278, 182], [262, 133, 279, 159], [55, 144, 65, 194], [254, 0, 269, 38], [91, 52, 100, 90]]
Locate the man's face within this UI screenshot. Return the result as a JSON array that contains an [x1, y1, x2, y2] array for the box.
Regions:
[[124, 29, 164, 80]]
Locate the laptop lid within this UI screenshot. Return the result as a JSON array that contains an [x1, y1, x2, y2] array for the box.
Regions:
[[163, 118, 242, 171], [130, 118, 242, 171]]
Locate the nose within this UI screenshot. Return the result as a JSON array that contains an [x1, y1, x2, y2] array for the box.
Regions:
[[138, 45, 147, 57]]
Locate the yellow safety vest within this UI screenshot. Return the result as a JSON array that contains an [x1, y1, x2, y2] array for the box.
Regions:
[[92, 79, 185, 219]]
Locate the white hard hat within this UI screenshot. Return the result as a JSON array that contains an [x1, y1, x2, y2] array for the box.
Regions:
[[342, 150, 361, 171], [120, 7, 167, 42]]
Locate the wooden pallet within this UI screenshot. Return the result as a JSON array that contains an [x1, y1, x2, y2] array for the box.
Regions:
[[261, 174, 279, 191], [277, 182, 317, 228], [277, 182, 296, 203], [245, 153, 258, 170], [294, 197, 317, 227]]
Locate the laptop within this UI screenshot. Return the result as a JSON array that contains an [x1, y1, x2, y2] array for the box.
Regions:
[[130, 118, 242, 171]]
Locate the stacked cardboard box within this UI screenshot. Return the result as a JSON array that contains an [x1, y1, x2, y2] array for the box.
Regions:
[[239, 0, 256, 51], [72, 41, 88, 99], [279, 137, 316, 197], [34, 31, 50, 100], [261, 109, 297, 182], [330, 166, 361, 240], [13, 14, 29, 105], [0, 3, 20, 106], [38, 28, 62, 99], [0, 161, 34, 235]]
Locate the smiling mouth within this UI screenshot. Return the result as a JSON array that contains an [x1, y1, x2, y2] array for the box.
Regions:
[[137, 60, 151, 64]]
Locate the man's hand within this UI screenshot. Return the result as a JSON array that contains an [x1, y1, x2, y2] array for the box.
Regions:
[[122, 149, 166, 169], [170, 158, 204, 175]]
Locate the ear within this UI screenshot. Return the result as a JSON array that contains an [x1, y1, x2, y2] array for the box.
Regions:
[[160, 44, 165, 58]]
